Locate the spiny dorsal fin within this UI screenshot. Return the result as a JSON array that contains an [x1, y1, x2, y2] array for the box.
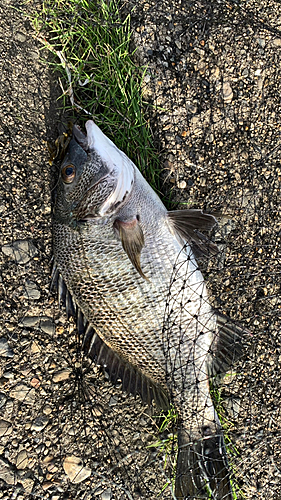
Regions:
[[114, 218, 147, 280], [208, 313, 252, 377], [167, 209, 219, 257]]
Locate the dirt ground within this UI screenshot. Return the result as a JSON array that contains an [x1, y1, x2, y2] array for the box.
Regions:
[[0, 0, 280, 499]]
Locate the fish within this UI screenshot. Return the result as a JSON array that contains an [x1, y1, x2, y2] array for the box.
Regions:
[[52, 119, 246, 499]]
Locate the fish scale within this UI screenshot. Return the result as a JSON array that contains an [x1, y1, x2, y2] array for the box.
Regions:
[[53, 120, 248, 499]]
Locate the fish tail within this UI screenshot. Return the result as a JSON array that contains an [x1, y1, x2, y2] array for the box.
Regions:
[[175, 424, 233, 500]]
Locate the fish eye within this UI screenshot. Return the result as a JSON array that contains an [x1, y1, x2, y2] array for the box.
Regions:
[[61, 164, 76, 184]]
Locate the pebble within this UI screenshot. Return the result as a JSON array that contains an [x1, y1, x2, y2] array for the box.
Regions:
[[63, 455, 91, 483], [14, 32, 26, 42], [272, 38, 281, 47], [0, 457, 17, 485], [16, 450, 28, 470], [0, 392, 7, 409], [30, 341, 41, 354], [31, 415, 49, 432], [257, 37, 266, 48], [20, 476, 34, 494], [40, 319, 56, 335], [18, 316, 40, 328], [52, 369, 72, 383], [177, 180, 186, 189], [18, 316, 55, 334], [0, 338, 14, 358], [10, 383, 36, 404], [0, 420, 13, 437], [42, 404, 52, 415], [23, 280, 41, 300], [42, 481, 53, 490], [101, 488, 112, 500], [222, 81, 233, 102], [1, 239, 38, 264]]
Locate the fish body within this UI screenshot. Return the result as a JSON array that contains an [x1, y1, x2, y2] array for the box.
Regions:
[[53, 120, 240, 499]]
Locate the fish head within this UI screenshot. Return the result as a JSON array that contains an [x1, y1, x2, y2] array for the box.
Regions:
[[54, 120, 135, 225]]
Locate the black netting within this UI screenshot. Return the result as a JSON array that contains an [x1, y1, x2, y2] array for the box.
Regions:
[[0, 1, 280, 499]]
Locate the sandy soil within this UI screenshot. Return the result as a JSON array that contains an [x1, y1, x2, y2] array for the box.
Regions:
[[0, 0, 280, 499]]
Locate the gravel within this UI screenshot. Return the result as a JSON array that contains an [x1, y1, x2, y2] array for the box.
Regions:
[[0, 0, 280, 499]]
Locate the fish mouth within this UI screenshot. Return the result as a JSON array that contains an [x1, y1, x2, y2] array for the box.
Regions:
[[72, 123, 88, 152], [71, 120, 135, 219]]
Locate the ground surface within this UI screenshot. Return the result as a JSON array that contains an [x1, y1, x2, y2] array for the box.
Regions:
[[0, 0, 280, 499]]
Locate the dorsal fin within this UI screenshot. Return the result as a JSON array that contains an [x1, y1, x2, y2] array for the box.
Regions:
[[167, 209, 219, 257], [51, 263, 169, 409]]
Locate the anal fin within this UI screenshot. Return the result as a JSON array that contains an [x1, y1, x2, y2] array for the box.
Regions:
[[208, 313, 252, 377]]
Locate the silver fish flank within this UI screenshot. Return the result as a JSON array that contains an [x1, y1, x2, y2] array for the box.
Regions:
[[53, 120, 246, 499]]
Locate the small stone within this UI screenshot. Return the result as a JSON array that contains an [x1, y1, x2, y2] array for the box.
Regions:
[[16, 450, 28, 470], [177, 180, 186, 189], [20, 476, 34, 494], [42, 404, 52, 415], [4, 399, 14, 415], [0, 392, 7, 409], [0, 338, 14, 358], [42, 481, 53, 490], [2, 240, 37, 264], [222, 81, 233, 102], [0, 457, 17, 485], [53, 369, 72, 383], [63, 455, 91, 483], [272, 38, 281, 47], [18, 316, 55, 335], [39, 319, 56, 335], [31, 415, 49, 432], [0, 420, 13, 437], [175, 40, 181, 50], [257, 38, 265, 48], [30, 378, 40, 388], [14, 32, 26, 42], [108, 396, 118, 407], [18, 316, 40, 328], [23, 280, 41, 300], [10, 384, 36, 404], [101, 488, 112, 500], [30, 341, 41, 354]]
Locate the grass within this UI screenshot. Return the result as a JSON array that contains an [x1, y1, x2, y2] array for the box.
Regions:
[[148, 406, 178, 495], [28, 0, 162, 192]]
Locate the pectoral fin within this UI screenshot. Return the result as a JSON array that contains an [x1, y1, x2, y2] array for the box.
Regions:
[[114, 218, 147, 280], [168, 209, 219, 257]]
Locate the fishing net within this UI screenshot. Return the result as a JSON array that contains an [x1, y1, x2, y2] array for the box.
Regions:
[[0, 0, 280, 499]]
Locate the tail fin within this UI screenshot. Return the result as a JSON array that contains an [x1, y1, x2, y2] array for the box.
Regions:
[[175, 425, 233, 500]]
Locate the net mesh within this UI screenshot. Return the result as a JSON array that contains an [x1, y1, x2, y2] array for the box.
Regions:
[[0, 0, 280, 499]]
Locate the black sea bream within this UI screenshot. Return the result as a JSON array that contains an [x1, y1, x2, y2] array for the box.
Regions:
[[53, 120, 245, 499]]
